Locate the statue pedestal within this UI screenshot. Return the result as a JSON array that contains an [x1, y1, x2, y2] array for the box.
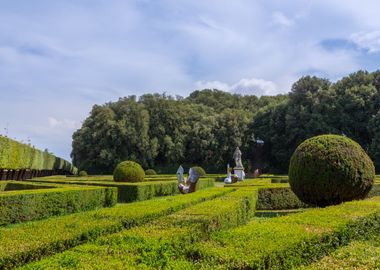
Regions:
[[234, 167, 245, 181]]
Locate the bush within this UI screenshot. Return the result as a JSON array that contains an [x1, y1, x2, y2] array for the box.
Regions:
[[113, 161, 145, 182], [145, 169, 157, 175], [192, 166, 206, 177], [289, 134, 375, 206], [0, 183, 117, 226], [78, 170, 88, 177]]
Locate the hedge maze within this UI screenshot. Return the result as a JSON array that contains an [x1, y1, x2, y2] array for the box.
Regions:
[[0, 136, 77, 180], [0, 178, 378, 269]]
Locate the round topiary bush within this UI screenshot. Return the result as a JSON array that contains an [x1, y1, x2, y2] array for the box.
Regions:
[[289, 134, 375, 207], [78, 170, 88, 177], [113, 161, 145, 182], [192, 166, 206, 177], [145, 169, 157, 175]]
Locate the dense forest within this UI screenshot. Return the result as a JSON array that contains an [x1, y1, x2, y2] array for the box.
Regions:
[[72, 70, 380, 174]]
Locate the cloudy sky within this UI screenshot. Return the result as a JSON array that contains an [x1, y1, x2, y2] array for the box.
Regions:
[[1, 0, 380, 160]]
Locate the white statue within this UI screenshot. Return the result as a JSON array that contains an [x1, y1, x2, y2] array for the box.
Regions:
[[224, 164, 232, 184], [177, 166, 200, 194], [233, 147, 243, 168]]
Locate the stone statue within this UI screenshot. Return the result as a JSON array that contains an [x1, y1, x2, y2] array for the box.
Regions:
[[177, 165, 200, 194], [233, 147, 243, 168]]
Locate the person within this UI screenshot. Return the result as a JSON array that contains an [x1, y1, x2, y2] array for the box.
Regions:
[[177, 166, 200, 194]]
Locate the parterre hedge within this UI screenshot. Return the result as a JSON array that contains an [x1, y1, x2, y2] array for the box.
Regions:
[[195, 197, 380, 269], [0, 182, 117, 226], [0, 135, 77, 174], [30, 178, 215, 202], [18, 188, 258, 269], [0, 187, 231, 269], [257, 187, 309, 210]]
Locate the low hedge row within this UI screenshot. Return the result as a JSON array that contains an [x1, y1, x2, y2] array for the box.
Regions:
[[0, 135, 77, 174], [298, 234, 380, 269], [31, 178, 215, 202], [0, 182, 117, 226], [256, 187, 309, 210], [0, 187, 231, 269], [20, 187, 259, 269], [195, 197, 380, 269]]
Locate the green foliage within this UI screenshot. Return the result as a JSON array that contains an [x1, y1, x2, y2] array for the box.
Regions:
[[31, 178, 215, 202], [194, 197, 380, 269], [0, 182, 117, 226], [256, 187, 308, 210], [0, 136, 77, 174], [145, 169, 157, 175], [113, 160, 145, 182], [18, 187, 258, 269], [289, 135, 375, 206], [0, 188, 230, 269], [192, 166, 206, 176], [78, 170, 88, 177]]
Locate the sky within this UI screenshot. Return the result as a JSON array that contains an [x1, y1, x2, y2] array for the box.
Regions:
[[1, 0, 380, 161]]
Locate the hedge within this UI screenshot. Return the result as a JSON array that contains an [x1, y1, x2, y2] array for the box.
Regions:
[[30, 178, 215, 202], [0, 187, 231, 269], [0, 182, 117, 226], [256, 187, 309, 210], [0, 135, 77, 174], [19, 187, 258, 269], [195, 197, 380, 269]]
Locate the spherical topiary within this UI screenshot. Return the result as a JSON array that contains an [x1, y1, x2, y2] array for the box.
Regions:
[[145, 169, 157, 175], [78, 170, 88, 177], [289, 134, 375, 207], [192, 166, 206, 177], [113, 161, 145, 182]]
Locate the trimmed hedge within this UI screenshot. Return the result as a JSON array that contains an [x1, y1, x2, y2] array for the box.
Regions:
[[19, 188, 258, 269], [0, 188, 231, 269], [30, 178, 215, 202], [0, 182, 117, 226], [113, 160, 145, 182], [256, 187, 308, 210], [0, 136, 77, 174], [145, 169, 157, 175], [195, 197, 380, 269], [289, 135, 375, 206]]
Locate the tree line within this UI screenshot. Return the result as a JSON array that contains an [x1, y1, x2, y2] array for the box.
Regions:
[[72, 70, 380, 173]]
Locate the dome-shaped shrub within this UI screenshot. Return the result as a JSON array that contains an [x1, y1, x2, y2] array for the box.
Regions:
[[113, 161, 145, 182], [78, 170, 88, 177], [289, 135, 374, 206], [145, 169, 157, 175], [192, 166, 206, 177]]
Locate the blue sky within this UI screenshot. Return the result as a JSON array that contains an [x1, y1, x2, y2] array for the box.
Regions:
[[1, 0, 380, 161]]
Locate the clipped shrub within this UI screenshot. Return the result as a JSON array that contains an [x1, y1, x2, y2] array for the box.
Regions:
[[289, 134, 375, 206], [192, 166, 206, 177], [145, 169, 157, 175], [113, 161, 145, 182], [78, 170, 88, 177]]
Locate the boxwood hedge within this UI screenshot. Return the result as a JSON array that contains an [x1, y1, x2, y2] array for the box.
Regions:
[[0, 187, 231, 269], [0, 182, 117, 226]]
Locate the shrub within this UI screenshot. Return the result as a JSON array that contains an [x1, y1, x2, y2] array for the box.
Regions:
[[289, 134, 375, 206], [78, 170, 88, 177], [113, 161, 145, 182], [192, 166, 206, 177], [145, 169, 157, 175]]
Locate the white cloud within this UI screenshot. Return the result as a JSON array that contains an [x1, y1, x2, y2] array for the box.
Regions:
[[272, 11, 294, 27], [195, 77, 278, 96], [48, 117, 79, 130], [351, 31, 380, 53]]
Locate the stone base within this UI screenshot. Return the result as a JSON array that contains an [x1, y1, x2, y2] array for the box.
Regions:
[[234, 167, 245, 181]]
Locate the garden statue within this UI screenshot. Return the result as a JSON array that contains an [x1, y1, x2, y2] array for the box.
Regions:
[[177, 166, 200, 194], [233, 147, 243, 168], [224, 164, 232, 184], [233, 147, 245, 181]]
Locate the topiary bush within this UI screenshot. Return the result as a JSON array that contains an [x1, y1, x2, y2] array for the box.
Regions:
[[78, 170, 88, 177], [113, 161, 145, 182], [289, 134, 375, 207], [192, 166, 206, 177], [145, 169, 157, 175]]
